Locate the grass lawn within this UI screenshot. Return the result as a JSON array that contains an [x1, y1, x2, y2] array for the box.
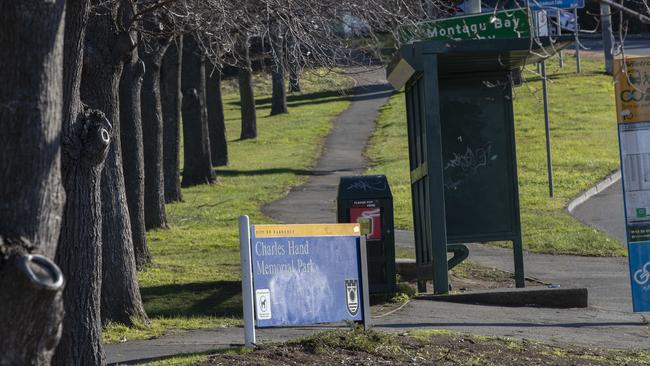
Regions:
[[366, 55, 626, 256], [103, 70, 354, 343]]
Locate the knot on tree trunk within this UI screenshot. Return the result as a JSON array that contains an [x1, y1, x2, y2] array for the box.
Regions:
[[0, 236, 63, 298], [62, 106, 112, 166], [0, 236, 64, 365]]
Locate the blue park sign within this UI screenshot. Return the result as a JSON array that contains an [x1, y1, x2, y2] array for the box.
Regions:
[[239, 218, 370, 346]]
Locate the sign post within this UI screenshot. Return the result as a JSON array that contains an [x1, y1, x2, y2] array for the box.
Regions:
[[239, 216, 256, 347], [239, 217, 370, 346], [614, 56, 650, 312], [574, 6, 580, 74]]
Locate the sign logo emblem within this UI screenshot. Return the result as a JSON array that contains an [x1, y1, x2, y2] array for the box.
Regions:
[[345, 279, 359, 315], [255, 289, 272, 320], [634, 262, 650, 286]]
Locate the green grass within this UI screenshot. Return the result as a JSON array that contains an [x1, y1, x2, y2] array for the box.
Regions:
[[366, 55, 626, 256], [104, 69, 354, 343]]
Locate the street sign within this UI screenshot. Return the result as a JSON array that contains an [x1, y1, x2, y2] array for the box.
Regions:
[[239, 217, 370, 346], [525, 0, 585, 10], [615, 56, 650, 312], [399, 9, 531, 43]]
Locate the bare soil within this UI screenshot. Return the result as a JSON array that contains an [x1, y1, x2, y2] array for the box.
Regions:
[[199, 328, 649, 365]]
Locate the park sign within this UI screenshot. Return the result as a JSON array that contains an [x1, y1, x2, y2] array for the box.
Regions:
[[614, 56, 650, 312], [239, 216, 370, 347], [399, 9, 531, 43]]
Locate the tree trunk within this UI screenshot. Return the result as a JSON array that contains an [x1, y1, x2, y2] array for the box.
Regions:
[[81, 0, 149, 328], [270, 26, 288, 116], [237, 34, 257, 140], [52, 0, 105, 363], [0, 1, 66, 364], [161, 36, 184, 202], [271, 66, 288, 115], [55, 107, 111, 366], [288, 64, 301, 93], [141, 33, 171, 229], [181, 34, 216, 187], [206, 67, 229, 166], [120, 46, 151, 269]]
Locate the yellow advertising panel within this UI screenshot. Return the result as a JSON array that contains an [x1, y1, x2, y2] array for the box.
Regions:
[[614, 56, 650, 124]]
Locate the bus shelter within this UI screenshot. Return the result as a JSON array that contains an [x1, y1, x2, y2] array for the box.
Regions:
[[387, 37, 572, 293]]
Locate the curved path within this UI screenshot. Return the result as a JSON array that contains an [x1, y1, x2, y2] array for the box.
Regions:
[[262, 69, 393, 223], [106, 69, 649, 365]]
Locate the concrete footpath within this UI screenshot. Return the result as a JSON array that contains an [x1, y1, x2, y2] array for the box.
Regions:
[[106, 69, 649, 365]]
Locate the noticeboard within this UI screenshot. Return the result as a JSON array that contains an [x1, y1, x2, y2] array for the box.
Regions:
[[440, 74, 520, 241], [239, 218, 370, 346], [615, 57, 650, 312]]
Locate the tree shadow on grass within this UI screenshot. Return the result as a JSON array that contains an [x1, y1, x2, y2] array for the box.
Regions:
[[228, 90, 348, 109], [216, 168, 314, 177], [216, 167, 346, 177], [227, 83, 394, 109], [141, 281, 242, 318]]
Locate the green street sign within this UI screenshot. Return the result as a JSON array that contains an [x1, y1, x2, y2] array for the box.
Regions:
[[400, 9, 531, 43]]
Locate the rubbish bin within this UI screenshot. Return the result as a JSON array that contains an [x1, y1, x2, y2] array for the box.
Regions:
[[337, 175, 396, 294]]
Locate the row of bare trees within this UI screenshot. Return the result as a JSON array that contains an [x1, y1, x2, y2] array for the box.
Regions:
[[1, 0, 444, 365]]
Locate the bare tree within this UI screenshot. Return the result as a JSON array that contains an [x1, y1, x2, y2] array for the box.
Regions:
[[0, 1, 66, 364], [237, 33, 257, 140], [162, 36, 185, 202], [141, 12, 171, 229], [52, 0, 109, 363], [270, 23, 288, 115], [182, 33, 216, 186], [206, 67, 229, 166], [120, 4, 152, 268]]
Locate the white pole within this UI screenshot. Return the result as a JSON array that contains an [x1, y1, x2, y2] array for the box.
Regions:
[[239, 215, 256, 347]]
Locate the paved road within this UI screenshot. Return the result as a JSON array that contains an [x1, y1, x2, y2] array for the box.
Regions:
[[580, 37, 650, 56], [106, 69, 650, 365], [571, 179, 626, 244]]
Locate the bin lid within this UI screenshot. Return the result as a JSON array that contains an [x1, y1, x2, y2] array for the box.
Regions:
[[337, 175, 393, 200], [387, 36, 574, 89]]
